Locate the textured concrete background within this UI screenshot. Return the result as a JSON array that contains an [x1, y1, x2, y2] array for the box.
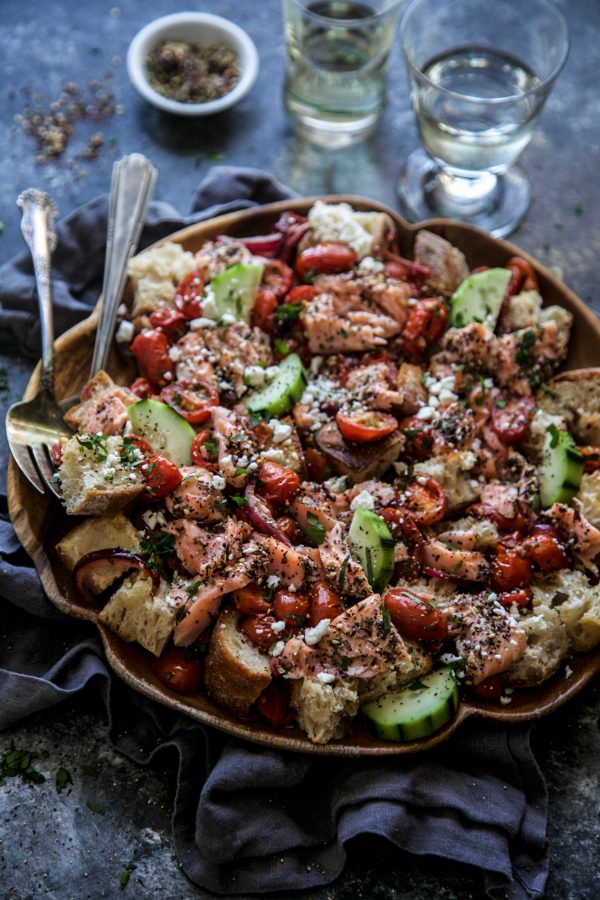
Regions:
[[1, 1, 599, 897]]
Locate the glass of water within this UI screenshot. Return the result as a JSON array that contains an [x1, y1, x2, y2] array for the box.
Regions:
[[397, 0, 569, 237], [282, 0, 403, 148]]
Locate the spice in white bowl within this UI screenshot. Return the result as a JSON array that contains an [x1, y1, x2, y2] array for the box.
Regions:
[[146, 40, 240, 104]]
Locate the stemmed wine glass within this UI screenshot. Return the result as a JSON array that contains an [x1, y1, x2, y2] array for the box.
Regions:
[[397, 0, 569, 238]]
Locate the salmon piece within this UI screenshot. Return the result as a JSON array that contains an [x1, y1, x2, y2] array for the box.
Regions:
[[279, 594, 411, 679], [172, 332, 220, 388], [212, 406, 259, 487], [435, 324, 497, 372], [434, 529, 478, 551], [445, 592, 525, 685], [478, 482, 520, 521], [302, 292, 401, 354], [165, 466, 226, 523], [290, 487, 339, 533], [166, 517, 250, 577], [194, 237, 253, 281], [542, 503, 600, 573], [255, 535, 319, 591], [319, 522, 371, 598], [345, 362, 406, 410], [368, 279, 411, 325], [495, 322, 566, 391], [414, 230, 469, 295], [173, 570, 252, 646], [344, 479, 396, 509], [423, 539, 489, 582], [64, 370, 138, 435]]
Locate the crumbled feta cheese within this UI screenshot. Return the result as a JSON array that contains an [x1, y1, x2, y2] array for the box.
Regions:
[[221, 454, 232, 466], [271, 620, 287, 634], [236, 455, 249, 468], [309, 356, 324, 376], [115, 320, 134, 343], [350, 490, 375, 511], [564, 665, 573, 679], [324, 475, 347, 493], [244, 365, 266, 387], [287, 583, 297, 593], [141, 509, 167, 530], [220, 312, 236, 325], [261, 448, 287, 464], [168, 345, 181, 362], [117, 303, 128, 317], [499, 695, 512, 705], [190, 317, 217, 330], [268, 418, 292, 445], [308, 200, 374, 259], [415, 405, 436, 421], [201, 288, 218, 319], [304, 618, 331, 646], [316, 671, 336, 684], [266, 575, 280, 588], [439, 653, 462, 666], [358, 255, 384, 273], [211, 475, 226, 490], [270, 641, 285, 657]]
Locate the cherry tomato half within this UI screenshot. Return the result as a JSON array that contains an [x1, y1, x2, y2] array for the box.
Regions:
[[149, 307, 187, 336], [305, 447, 329, 482], [255, 682, 296, 728], [141, 453, 182, 497], [403, 476, 446, 526], [577, 445, 600, 472], [274, 589, 310, 620], [295, 243, 357, 280], [251, 287, 279, 333], [491, 396, 534, 445], [240, 614, 284, 651], [402, 298, 448, 358], [336, 409, 398, 443], [275, 515, 305, 545], [154, 647, 203, 693], [379, 508, 425, 579], [522, 531, 568, 573], [491, 546, 533, 591], [506, 257, 539, 296], [383, 589, 448, 641], [497, 589, 532, 608], [130, 329, 174, 387], [472, 674, 504, 700], [257, 461, 301, 506], [190, 431, 219, 470], [398, 416, 435, 461], [130, 377, 156, 399], [309, 580, 343, 627], [262, 259, 293, 299], [232, 584, 273, 616], [160, 381, 219, 425], [174, 271, 205, 319], [285, 284, 319, 305]]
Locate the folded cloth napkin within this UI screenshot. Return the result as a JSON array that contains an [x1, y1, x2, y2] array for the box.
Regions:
[[0, 167, 548, 899]]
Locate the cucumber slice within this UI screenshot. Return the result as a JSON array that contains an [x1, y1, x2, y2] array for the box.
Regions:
[[347, 508, 394, 594], [539, 423, 584, 508], [450, 268, 511, 331], [209, 263, 264, 323], [362, 667, 459, 742], [245, 353, 308, 417], [127, 399, 195, 467]]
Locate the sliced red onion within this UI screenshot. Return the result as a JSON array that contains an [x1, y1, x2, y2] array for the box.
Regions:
[[274, 211, 308, 233], [422, 565, 483, 591], [244, 483, 291, 545], [384, 249, 431, 281], [73, 549, 160, 601], [278, 222, 311, 264], [239, 233, 284, 257]]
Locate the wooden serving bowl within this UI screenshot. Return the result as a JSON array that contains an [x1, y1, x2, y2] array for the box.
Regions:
[[8, 196, 600, 756]]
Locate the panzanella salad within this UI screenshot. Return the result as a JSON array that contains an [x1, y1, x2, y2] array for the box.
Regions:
[[54, 201, 600, 744]]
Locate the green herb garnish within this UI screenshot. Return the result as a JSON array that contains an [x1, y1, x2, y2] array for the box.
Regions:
[[139, 531, 176, 574], [338, 552, 350, 590], [76, 432, 108, 462], [274, 338, 290, 356], [304, 511, 325, 546], [276, 303, 302, 323], [381, 604, 391, 633], [515, 329, 536, 365], [229, 494, 248, 507]]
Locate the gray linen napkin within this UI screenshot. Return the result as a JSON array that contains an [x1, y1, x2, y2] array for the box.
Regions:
[[0, 167, 548, 899]]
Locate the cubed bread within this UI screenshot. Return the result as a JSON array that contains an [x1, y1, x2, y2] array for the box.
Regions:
[[204, 606, 272, 717], [99, 573, 181, 656], [290, 677, 359, 744], [578, 470, 600, 528], [127, 241, 196, 317], [414, 450, 478, 513], [538, 370, 600, 445], [413, 230, 469, 295], [504, 604, 568, 687], [533, 569, 600, 652], [305, 201, 391, 259], [56, 512, 140, 595], [63, 370, 138, 435], [539, 305, 572, 351], [521, 407, 567, 462], [259, 417, 304, 474], [60, 433, 145, 516], [436, 516, 499, 550], [357, 639, 433, 705], [501, 290, 542, 332]]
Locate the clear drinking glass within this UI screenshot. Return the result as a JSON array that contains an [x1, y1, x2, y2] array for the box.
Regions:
[[397, 0, 569, 237], [282, 0, 403, 148]]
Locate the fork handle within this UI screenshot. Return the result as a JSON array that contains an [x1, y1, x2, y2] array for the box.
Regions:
[[90, 153, 157, 377], [17, 189, 58, 395]]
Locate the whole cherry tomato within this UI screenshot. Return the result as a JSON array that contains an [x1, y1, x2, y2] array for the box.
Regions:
[[491, 396, 535, 444], [402, 298, 448, 358], [336, 408, 398, 443], [255, 682, 296, 728], [522, 530, 568, 573], [251, 287, 279, 333], [240, 614, 284, 651], [491, 546, 533, 591], [174, 271, 205, 319], [506, 257, 538, 296], [285, 284, 319, 305], [190, 430, 219, 470], [305, 447, 329, 482], [472, 674, 504, 700], [274, 589, 310, 620], [403, 476, 446, 526], [130, 329, 174, 387], [154, 647, 203, 693], [141, 453, 182, 497], [232, 584, 273, 616], [149, 308, 187, 336], [295, 243, 357, 280], [257, 461, 301, 506], [398, 416, 435, 461], [160, 381, 219, 425], [383, 589, 448, 641], [262, 259, 293, 299], [309, 580, 343, 627], [130, 377, 156, 399]]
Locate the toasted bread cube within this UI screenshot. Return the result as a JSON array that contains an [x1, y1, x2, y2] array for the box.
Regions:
[[413, 230, 469, 295], [127, 242, 196, 317], [290, 677, 359, 744], [56, 512, 140, 595], [505, 604, 568, 687], [357, 639, 433, 705], [414, 450, 479, 514], [99, 573, 181, 657], [60, 434, 145, 516], [204, 607, 271, 716], [64, 370, 138, 435]]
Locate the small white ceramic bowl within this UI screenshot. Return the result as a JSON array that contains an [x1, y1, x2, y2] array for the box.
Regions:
[[127, 12, 259, 116]]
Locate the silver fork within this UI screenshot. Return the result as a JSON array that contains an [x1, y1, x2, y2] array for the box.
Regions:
[[6, 153, 157, 497]]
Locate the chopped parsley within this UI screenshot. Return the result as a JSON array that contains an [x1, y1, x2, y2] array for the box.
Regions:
[[55, 766, 73, 794], [338, 552, 350, 590], [304, 511, 325, 546], [203, 439, 218, 458], [515, 329, 536, 365], [340, 655, 349, 672], [121, 436, 145, 466], [381, 604, 391, 633], [139, 531, 176, 575], [274, 338, 290, 356], [275, 303, 302, 322], [229, 494, 247, 507], [76, 433, 108, 462]]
